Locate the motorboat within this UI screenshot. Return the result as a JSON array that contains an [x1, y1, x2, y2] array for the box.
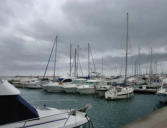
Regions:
[[96, 81, 112, 97], [157, 84, 167, 95], [24, 80, 42, 89], [0, 79, 90, 128], [77, 85, 96, 95], [42, 78, 73, 93], [62, 84, 78, 93], [157, 87, 167, 95], [42, 82, 64, 93], [134, 84, 158, 94], [105, 86, 134, 100], [62, 79, 86, 93], [77, 80, 101, 95]]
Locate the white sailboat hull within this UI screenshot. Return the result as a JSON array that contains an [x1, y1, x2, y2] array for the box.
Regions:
[[105, 87, 134, 100]]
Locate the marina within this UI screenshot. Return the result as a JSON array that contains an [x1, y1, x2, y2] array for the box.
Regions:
[[19, 86, 166, 128], [1, 0, 167, 127], [3, 73, 167, 128]]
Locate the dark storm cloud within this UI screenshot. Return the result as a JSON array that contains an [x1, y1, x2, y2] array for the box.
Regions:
[[62, 0, 167, 49], [0, 0, 167, 75]]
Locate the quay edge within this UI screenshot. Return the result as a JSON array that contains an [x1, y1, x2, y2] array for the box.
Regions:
[[121, 106, 167, 128]]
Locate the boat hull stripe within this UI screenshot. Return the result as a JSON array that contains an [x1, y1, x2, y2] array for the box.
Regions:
[[25, 118, 67, 127]]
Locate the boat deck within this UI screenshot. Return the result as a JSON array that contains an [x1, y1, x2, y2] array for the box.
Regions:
[[121, 106, 167, 128]]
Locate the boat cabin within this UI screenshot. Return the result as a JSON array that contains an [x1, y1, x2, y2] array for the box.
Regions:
[[0, 80, 39, 125]]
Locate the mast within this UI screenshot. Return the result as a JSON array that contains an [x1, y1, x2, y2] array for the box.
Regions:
[[134, 61, 137, 76], [74, 48, 77, 77], [138, 46, 141, 76], [76, 45, 79, 77], [149, 48, 153, 85], [102, 57, 103, 75], [53, 35, 58, 81], [88, 43, 90, 77], [124, 12, 129, 85], [90, 46, 96, 73], [69, 43, 72, 77], [43, 37, 56, 79]]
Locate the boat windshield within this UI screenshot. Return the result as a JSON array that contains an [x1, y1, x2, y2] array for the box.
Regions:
[[73, 79, 86, 84]]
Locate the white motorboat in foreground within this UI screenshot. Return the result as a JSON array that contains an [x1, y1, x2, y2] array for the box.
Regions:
[[105, 86, 134, 100], [0, 79, 90, 128]]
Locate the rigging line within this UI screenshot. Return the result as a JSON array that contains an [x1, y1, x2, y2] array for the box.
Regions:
[[43, 37, 57, 79]]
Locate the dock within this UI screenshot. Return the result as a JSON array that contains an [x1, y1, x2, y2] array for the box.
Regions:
[[121, 106, 167, 128]]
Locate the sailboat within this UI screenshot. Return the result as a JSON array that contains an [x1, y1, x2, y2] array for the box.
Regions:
[[42, 36, 65, 93], [134, 48, 162, 94], [76, 43, 100, 94], [105, 13, 134, 100]]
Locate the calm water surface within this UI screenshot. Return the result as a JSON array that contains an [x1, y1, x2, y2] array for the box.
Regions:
[[20, 88, 166, 128]]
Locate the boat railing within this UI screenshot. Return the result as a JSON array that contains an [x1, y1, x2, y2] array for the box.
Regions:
[[14, 109, 75, 128]]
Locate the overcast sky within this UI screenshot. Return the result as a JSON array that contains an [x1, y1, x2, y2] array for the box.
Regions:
[[0, 0, 167, 76]]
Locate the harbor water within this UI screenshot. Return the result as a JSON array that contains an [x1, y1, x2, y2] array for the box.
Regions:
[[20, 88, 166, 128]]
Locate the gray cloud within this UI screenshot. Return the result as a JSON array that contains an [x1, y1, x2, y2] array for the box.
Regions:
[[0, 0, 167, 76]]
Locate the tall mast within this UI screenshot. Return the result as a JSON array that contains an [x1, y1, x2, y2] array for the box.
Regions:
[[74, 48, 77, 77], [69, 43, 72, 77], [88, 43, 90, 77], [102, 57, 103, 75], [53, 35, 58, 81], [149, 48, 153, 84], [138, 46, 141, 76], [125, 12, 129, 85], [76, 45, 79, 77], [134, 61, 137, 76]]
